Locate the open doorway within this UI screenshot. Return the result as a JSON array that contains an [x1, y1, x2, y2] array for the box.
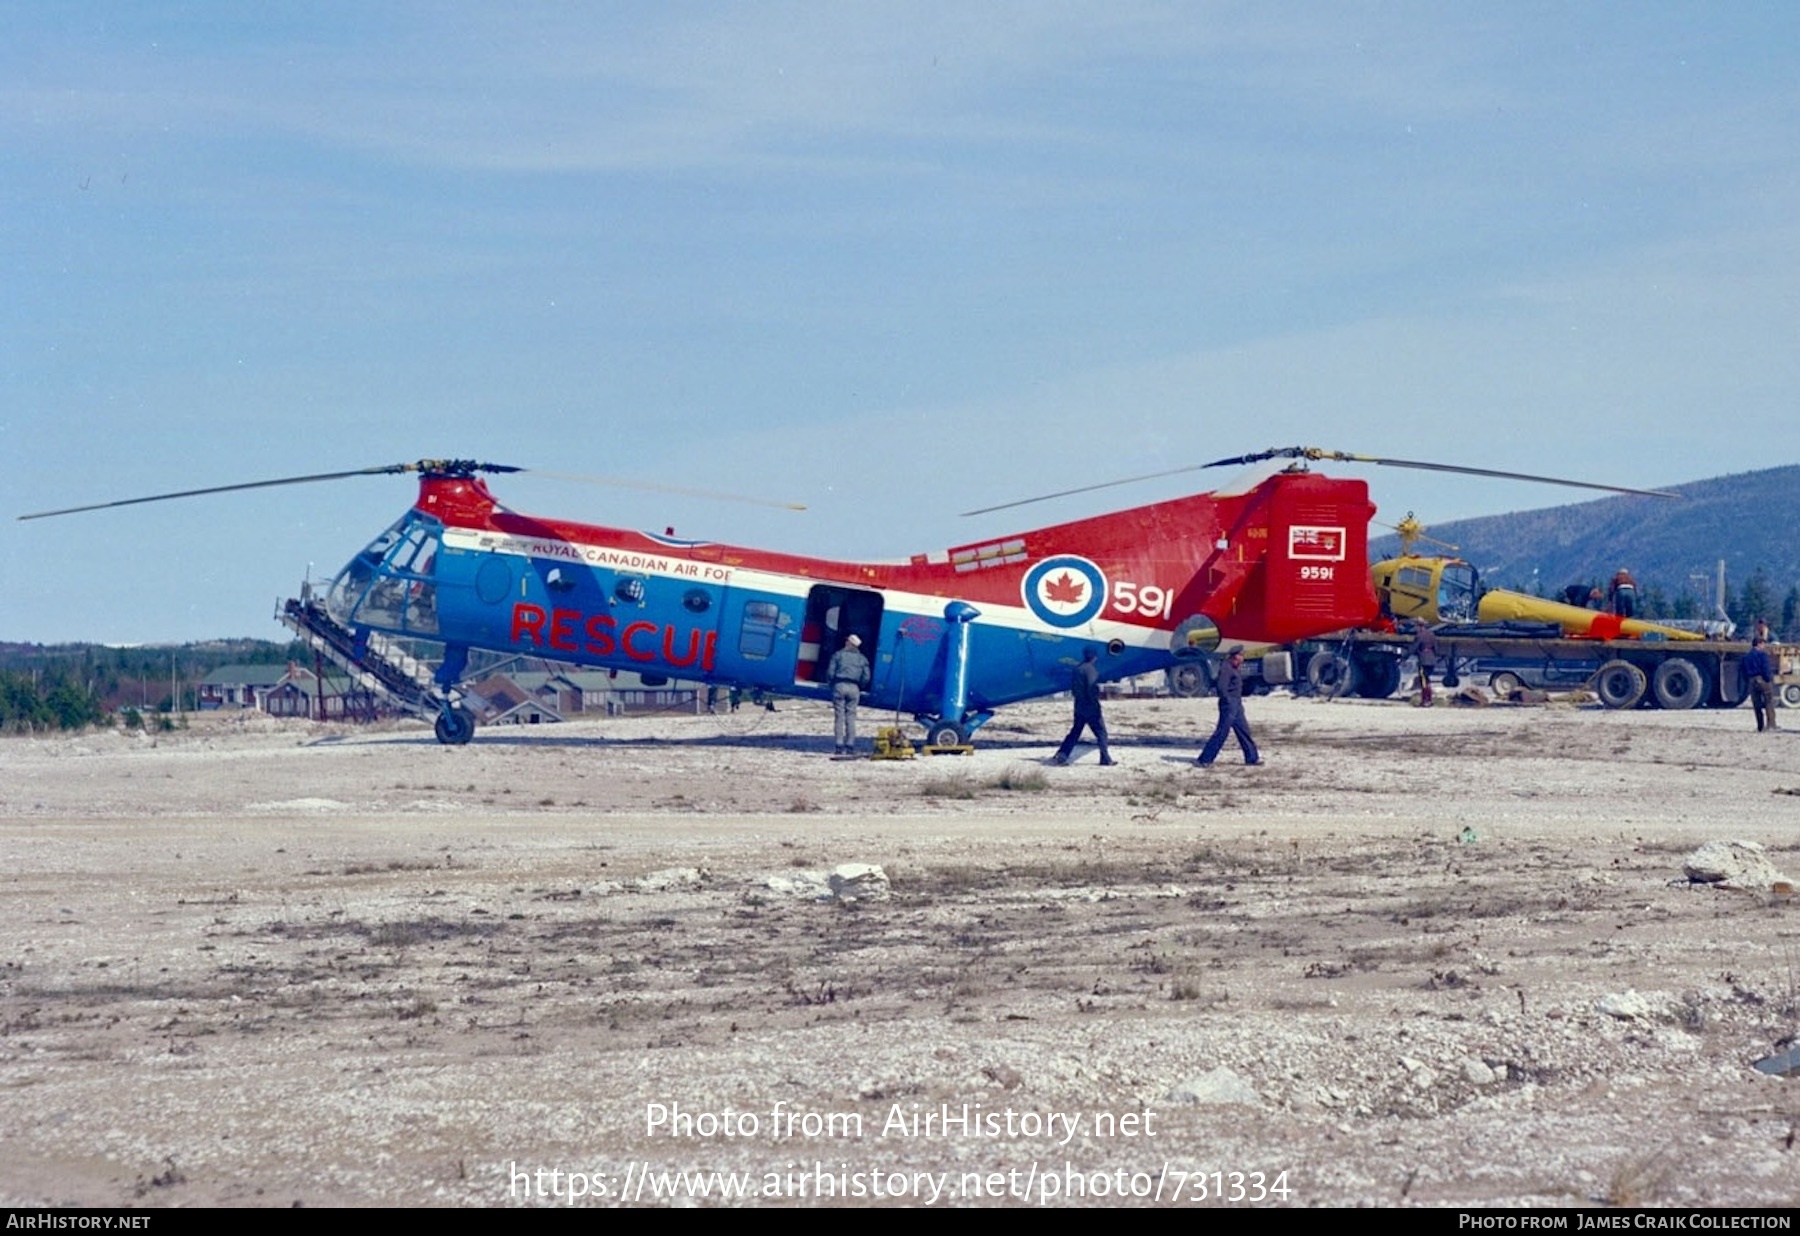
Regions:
[[796, 584, 885, 685]]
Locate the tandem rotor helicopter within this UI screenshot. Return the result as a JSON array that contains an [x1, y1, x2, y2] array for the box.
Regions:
[[19, 448, 1674, 745]]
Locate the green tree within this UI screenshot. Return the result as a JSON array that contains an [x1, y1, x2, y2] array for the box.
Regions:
[[1731, 569, 1776, 631], [0, 671, 106, 732], [44, 678, 105, 729]]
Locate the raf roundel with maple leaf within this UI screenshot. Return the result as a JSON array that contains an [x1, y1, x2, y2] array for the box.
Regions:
[[1020, 554, 1109, 629]]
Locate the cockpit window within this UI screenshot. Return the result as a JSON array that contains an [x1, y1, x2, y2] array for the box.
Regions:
[[325, 511, 444, 635], [1439, 563, 1477, 623]]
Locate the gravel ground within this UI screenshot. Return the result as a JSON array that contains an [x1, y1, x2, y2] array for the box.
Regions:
[[1, 692, 1796, 1208]]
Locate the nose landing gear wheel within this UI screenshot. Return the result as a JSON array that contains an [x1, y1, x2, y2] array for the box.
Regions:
[[434, 705, 477, 745]]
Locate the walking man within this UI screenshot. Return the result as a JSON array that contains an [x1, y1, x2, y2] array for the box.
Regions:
[[1196, 646, 1260, 767], [826, 633, 871, 755], [1744, 637, 1779, 733], [1052, 646, 1115, 766]]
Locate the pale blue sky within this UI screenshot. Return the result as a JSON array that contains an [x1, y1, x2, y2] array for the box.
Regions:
[[6, 3, 1797, 642]]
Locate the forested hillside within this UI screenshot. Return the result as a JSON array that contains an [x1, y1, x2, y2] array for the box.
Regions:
[[1379, 464, 1800, 630]]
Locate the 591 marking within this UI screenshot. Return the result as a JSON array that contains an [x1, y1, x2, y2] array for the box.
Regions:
[[1112, 581, 1174, 620]]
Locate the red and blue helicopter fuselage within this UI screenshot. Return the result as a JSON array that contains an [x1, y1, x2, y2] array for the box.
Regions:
[[323, 470, 1380, 740]]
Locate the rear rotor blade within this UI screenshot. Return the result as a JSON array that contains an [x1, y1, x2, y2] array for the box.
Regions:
[[964, 445, 1679, 517], [959, 462, 1213, 516], [1307, 450, 1680, 499]]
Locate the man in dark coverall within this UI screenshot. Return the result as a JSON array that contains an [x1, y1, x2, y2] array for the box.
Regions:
[[1051, 646, 1115, 765], [826, 633, 871, 755], [1196, 646, 1260, 767], [1744, 637, 1779, 733]]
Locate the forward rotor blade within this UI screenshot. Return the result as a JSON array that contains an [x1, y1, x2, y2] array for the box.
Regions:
[[17, 463, 421, 521], [15, 458, 798, 522], [522, 470, 806, 511]]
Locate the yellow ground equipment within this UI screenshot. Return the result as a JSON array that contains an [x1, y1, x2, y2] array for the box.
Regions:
[[922, 731, 974, 755], [871, 727, 917, 760]]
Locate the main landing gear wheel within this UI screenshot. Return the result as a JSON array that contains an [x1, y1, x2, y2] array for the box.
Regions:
[[926, 722, 968, 748], [1166, 660, 1213, 699], [434, 705, 477, 745]]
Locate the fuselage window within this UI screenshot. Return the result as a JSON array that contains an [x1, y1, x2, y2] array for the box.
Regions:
[[740, 601, 781, 659]]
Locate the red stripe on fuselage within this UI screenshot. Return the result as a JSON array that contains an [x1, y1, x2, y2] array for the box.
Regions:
[[421, 471, 1377, 644]]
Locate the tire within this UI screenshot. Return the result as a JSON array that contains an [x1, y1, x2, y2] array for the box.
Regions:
[[1781, 683, 1800, 709], [1355, 655, 1402, 699], [1591, 660, 1647, 710], [1166, 660, 1213, 699], [1650, 657, 1709, 711], [1489, 671, 1524, 701], [434, 706, 477, 745], [926, 722, 967, 748], [1306, 651, 1358, 699]]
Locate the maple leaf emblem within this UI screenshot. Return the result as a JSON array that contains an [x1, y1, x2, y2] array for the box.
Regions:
[[1043, 572, 1085, 605]]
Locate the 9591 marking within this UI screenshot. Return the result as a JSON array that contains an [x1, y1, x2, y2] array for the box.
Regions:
[[1298, 565, 1335, 581]]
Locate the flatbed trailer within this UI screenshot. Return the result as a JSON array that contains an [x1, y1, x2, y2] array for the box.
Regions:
[[1293, 626, 1797, 711]]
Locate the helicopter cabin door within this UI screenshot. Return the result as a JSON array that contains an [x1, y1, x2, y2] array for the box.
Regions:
[[797, 585, 884, 687]]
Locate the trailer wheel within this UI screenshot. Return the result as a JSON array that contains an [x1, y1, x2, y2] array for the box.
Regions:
[[1489, 671, 1523, 701], [1306, 651, 1357, 699], [1166, 660, 1213, 699], [1591, 660, 1647, 710], [1354, 655, 1402, 699], [1781, 683, 1800, 709], [1651, 657, 1709, 711]]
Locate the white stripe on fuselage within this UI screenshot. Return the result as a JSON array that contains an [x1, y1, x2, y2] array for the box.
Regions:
[[440, 526, 1175, 652]]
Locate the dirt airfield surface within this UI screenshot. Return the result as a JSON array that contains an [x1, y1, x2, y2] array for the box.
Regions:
[[2, 691, 1798, 1209]]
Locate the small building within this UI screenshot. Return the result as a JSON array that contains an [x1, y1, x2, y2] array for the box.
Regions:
[[198, 665, 291, 711], [467, 668, 701, 722], [199, 663, 379, 720]]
